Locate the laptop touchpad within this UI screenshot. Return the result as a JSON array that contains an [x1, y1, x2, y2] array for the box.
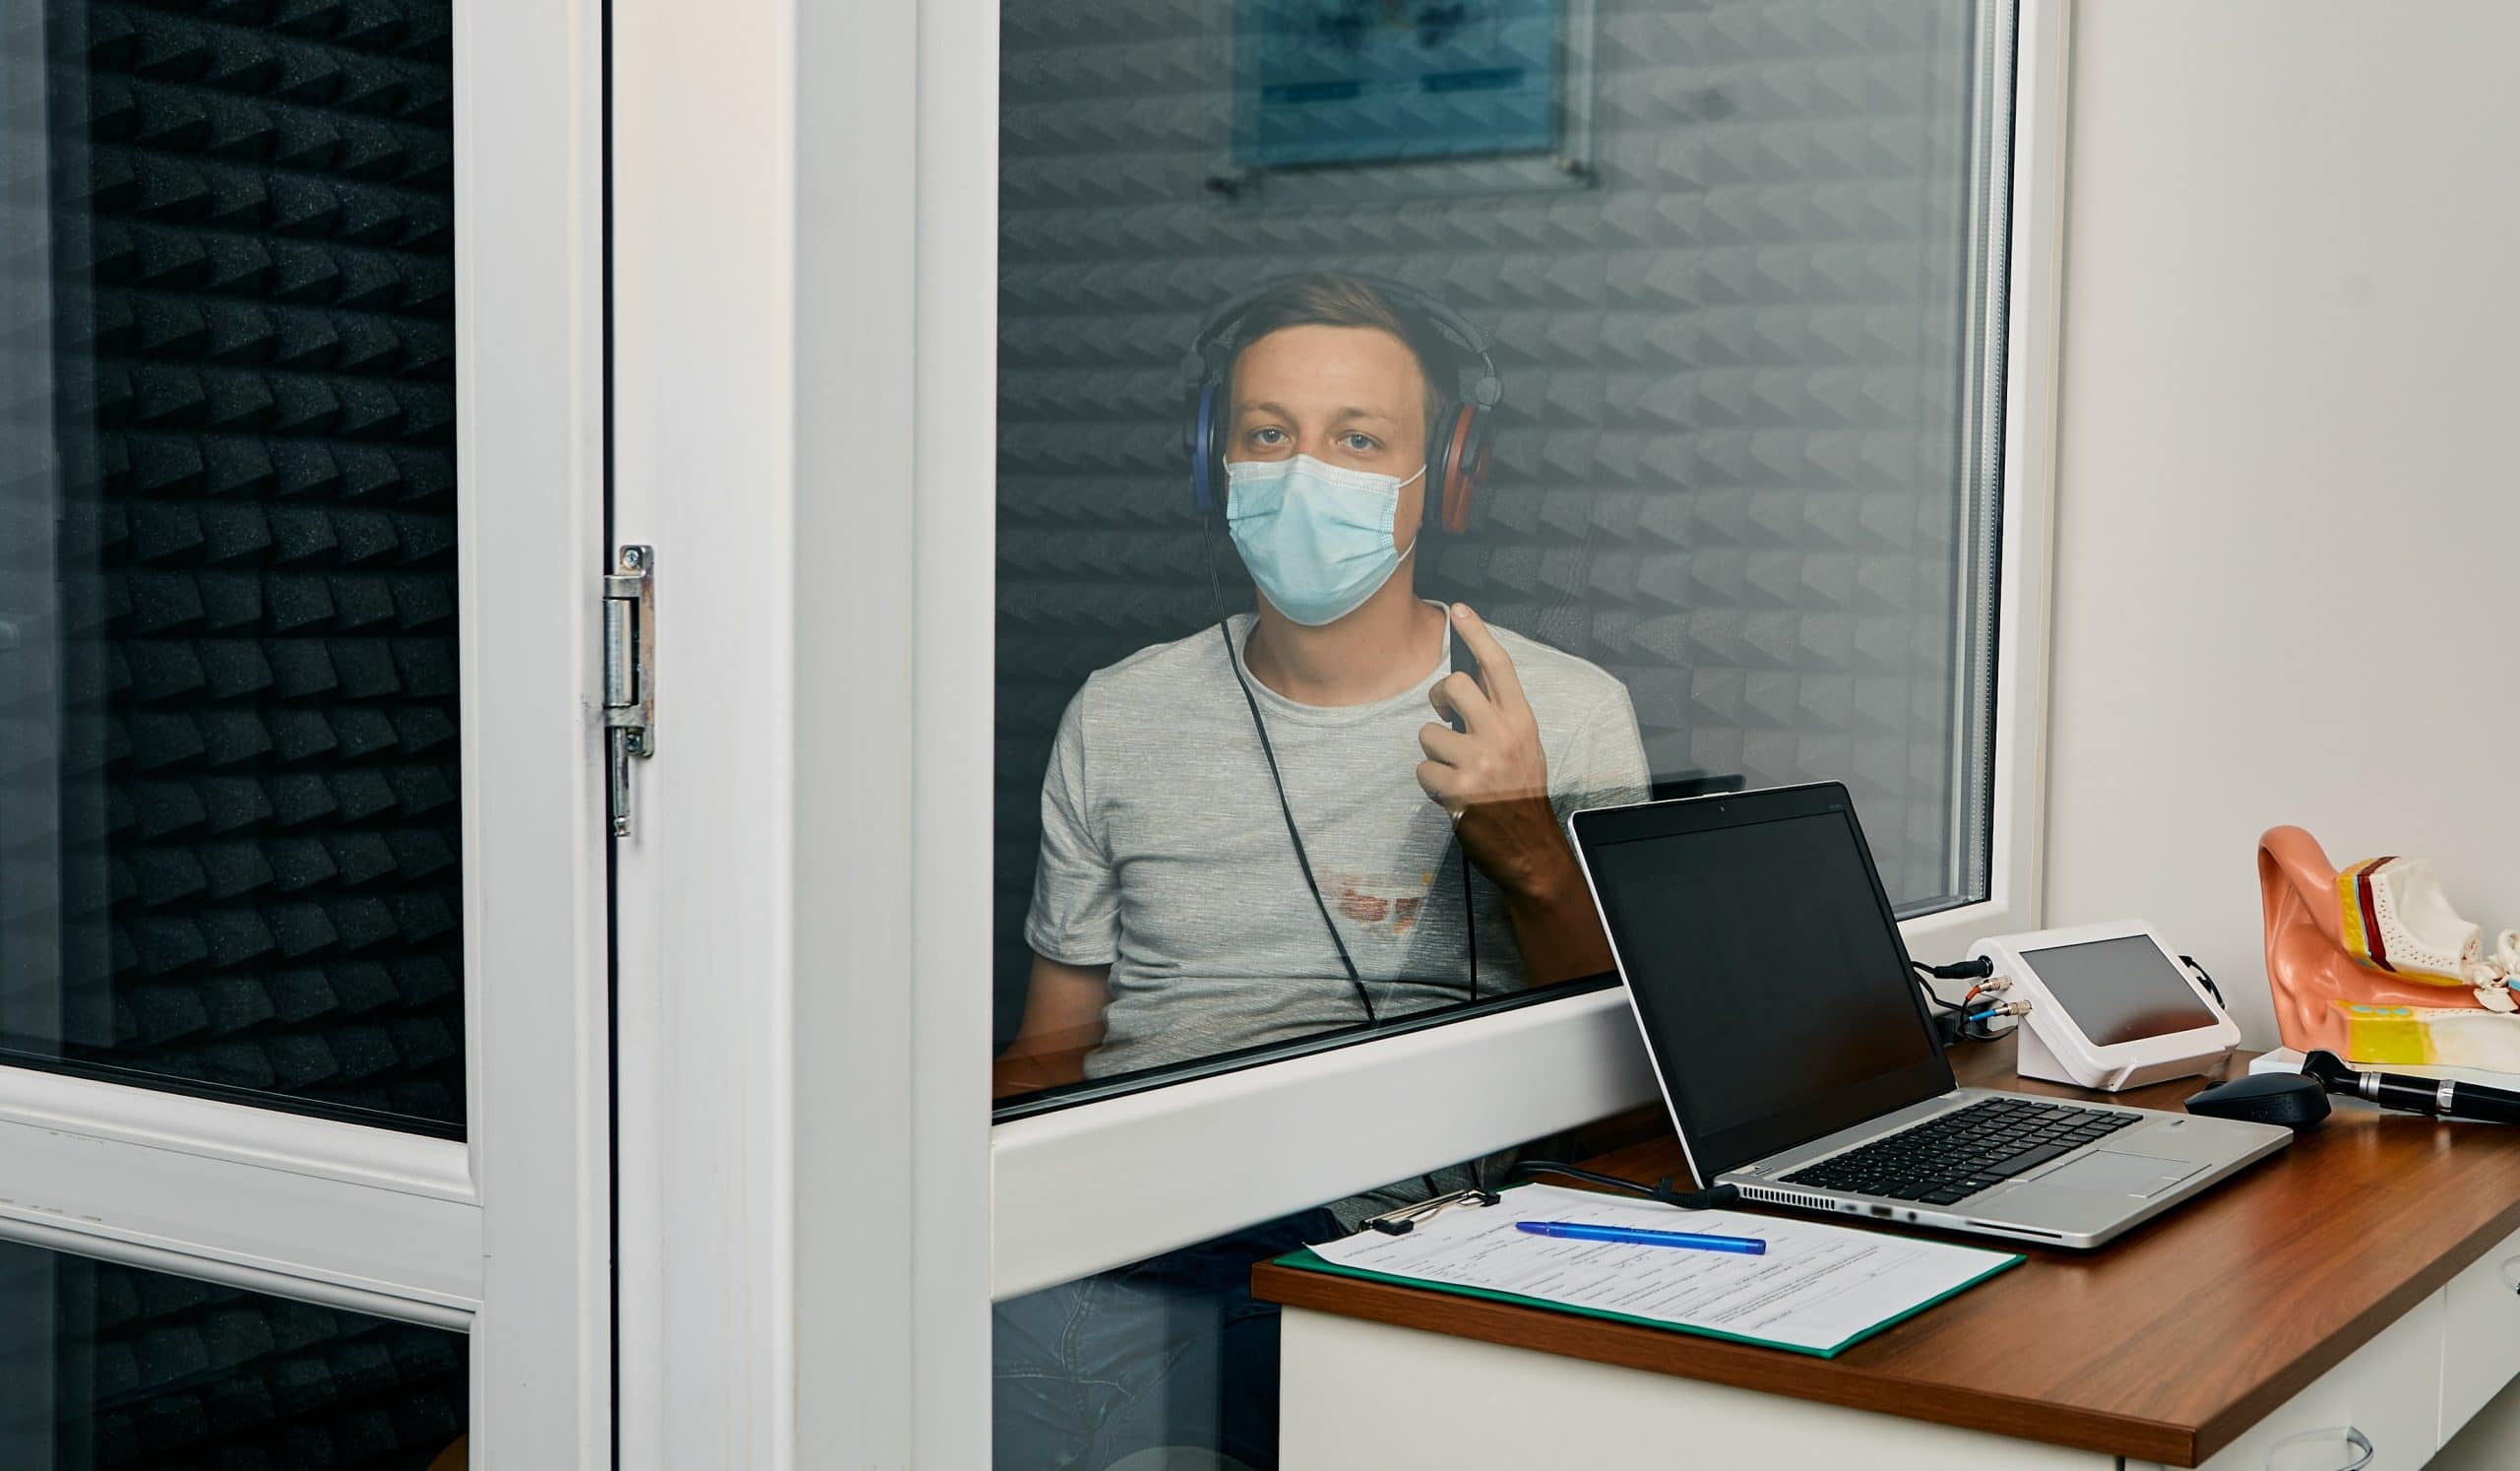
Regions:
[[2040, 1151, 2206, 1197]]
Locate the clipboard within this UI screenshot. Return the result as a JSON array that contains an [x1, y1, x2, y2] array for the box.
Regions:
[[1275, 1183, 2024, 1359]]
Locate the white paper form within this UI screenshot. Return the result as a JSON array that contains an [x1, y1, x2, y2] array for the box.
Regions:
[[1307, 1183, 2018, 1355]]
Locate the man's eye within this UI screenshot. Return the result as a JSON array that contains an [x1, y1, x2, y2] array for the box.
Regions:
[[1249, 427, 1286, 446], [1340, 432, 1379, 452]]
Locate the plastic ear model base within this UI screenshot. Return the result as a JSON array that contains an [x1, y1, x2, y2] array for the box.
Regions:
[[2258, 826, 2520, 1072]]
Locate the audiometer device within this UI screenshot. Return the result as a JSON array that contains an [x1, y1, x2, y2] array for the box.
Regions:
[[1968, 923, 2241, 1092]]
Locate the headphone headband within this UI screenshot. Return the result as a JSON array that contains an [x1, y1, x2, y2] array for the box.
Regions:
[[1181, 275, 1502, 410]]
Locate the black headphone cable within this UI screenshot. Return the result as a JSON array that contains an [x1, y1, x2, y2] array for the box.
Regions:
[[1208, 526, 1378, 1024], [1204, 523, 1487, 1024]]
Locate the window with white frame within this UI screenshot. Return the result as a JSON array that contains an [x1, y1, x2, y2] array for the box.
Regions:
[[992, 0, 2007, 1114], [0, 0, 608, 1463], [981, 0, 2026, 1464], [4, 0, 468, 1136]]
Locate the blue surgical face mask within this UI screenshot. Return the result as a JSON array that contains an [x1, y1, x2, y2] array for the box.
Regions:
[[1225, 454, 1425, 627]]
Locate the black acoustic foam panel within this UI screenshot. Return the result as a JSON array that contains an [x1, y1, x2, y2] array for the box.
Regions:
[[0, 1244, 467, 1470], [39, 0, 464, 1126]]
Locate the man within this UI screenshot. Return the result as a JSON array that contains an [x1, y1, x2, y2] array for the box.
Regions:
[[991, 275, 1652, 1469], [995, 274, 1651, 1096]]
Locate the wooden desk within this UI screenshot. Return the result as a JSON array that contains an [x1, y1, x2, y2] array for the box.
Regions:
[[1254, 1040, 2520, 1469]]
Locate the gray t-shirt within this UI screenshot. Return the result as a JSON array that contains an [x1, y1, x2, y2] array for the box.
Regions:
[[1027, 608, 1651, 1080]]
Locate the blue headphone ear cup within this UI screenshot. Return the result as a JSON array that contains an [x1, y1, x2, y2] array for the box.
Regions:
[[1189, 385, 1220, 515]]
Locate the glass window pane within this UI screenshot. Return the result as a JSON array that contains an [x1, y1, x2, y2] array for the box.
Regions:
[[992, 0, 2007, 1106], [0, 1240, 468, 1470], [0, 0, 464, 1130], [992, 1133, 1592, 1469]]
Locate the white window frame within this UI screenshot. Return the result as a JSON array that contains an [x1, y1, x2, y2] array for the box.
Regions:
[[983, 0, 2075, 1300], [615, 0, 2072, 1460], [0, 0, 612, 1463]]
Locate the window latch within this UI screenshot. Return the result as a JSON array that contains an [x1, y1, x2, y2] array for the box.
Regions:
[[603, 545, 655, 837]]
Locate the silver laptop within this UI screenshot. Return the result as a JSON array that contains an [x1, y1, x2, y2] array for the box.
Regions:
[[1568, 782, 2291, 1249]]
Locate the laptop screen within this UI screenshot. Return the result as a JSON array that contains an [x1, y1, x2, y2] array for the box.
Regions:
[[1573, 786, 1956, 1179]]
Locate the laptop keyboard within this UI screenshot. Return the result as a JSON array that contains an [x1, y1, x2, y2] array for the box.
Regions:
[[1778, 1098, 2141, 1207]]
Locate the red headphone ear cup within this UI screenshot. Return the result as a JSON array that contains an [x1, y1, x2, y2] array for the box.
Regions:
[[1440, 408, 1484, 534]]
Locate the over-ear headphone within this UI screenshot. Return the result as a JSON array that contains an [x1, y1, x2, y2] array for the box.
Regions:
[[1180, 276, 1503, 537]]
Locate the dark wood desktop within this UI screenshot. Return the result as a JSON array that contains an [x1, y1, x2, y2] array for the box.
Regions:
[[1253, 1036, 2520, 1466]]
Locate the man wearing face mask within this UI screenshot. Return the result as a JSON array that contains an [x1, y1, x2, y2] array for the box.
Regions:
[[990, 277, 1651, 1467], [996, 272, 1650, 1093]]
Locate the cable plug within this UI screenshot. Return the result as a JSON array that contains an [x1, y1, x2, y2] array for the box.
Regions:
[[1974, 975, 2013, 994], [1916, 956, 1995, 982], [1981, 998, 2032, 1017], [1935, 1008, 2008, 1045]]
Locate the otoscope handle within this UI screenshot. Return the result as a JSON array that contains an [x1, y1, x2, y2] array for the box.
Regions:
[[2304, 1050, 2520, 1123], [2421, 1077, 2520, 1124], [2362, 1071, 2457, 1116]]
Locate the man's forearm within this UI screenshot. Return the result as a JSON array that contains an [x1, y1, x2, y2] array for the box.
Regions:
[[997, 958, 1111, 1099], [993, 1042, 1093, 1099], [1495, 832, 1614, 986], [993, 1022, 1102, 1098]]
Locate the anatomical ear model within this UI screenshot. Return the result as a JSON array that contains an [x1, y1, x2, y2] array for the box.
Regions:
[[2259, 826, 2520, 1071]]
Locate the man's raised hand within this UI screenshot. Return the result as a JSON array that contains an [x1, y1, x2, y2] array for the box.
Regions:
[[1416, 603, 1615, 982], [1417, 605, 1562, 894]]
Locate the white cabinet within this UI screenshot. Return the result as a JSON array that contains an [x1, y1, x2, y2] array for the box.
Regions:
[[2128, 1289, 2445, 1471], [1281, 1244, 2520, 1471], [1278, 1308, 2114, 1471], [2441, 1223, 2520, 1443]]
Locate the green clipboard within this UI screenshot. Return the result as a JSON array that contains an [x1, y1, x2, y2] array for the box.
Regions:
[[1270, 1242, 2024, 1359]]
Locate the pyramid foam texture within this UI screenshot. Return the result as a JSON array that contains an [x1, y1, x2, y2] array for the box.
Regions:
[[0, 1241, 467, 1469], [17, 0, 464, 1125], [993, 0, 1996, 1040]]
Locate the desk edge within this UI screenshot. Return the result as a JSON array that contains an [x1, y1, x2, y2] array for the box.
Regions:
[[1253, 1259, 2202, 1465]]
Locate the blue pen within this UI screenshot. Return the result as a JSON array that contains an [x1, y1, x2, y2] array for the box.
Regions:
[[1515, 1220, 1766, 1255]]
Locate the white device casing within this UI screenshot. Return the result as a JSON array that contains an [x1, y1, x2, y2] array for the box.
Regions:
[[1967, 921, 2242, 1092]]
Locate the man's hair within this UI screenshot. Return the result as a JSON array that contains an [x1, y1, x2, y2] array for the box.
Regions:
[[1225, 273, 1452, 438]]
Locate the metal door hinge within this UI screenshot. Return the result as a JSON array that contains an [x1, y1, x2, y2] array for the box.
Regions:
[[604, 544, 655, 837]]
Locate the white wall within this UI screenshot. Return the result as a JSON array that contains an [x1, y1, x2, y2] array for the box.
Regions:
[[2043, 0, 2520, 1047]]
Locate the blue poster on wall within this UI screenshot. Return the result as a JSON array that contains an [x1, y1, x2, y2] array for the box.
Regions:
[[1234, 0, 1564, 169]]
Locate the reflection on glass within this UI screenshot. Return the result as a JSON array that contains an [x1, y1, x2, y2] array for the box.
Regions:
[[994, 1205, 1328, 1470], [1231, 0, 1565, 170], [0, 0, 464, 1129], [0, 1240, 468, 1470], [994, 0, 1998, 1101], [993, 1145, 1541, 1471], [993, 0, 2005, 1454]]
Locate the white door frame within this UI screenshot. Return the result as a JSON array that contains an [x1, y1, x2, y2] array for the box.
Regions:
[[0, 0, 614, 1462], [606, 0, 803, 1466], [608, 0, 1003, 1459]]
